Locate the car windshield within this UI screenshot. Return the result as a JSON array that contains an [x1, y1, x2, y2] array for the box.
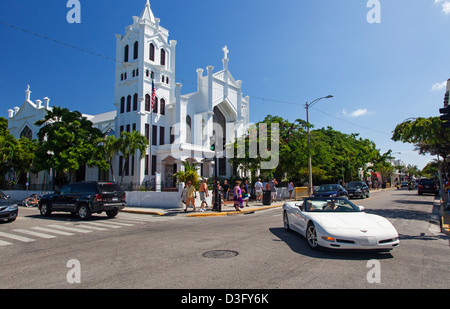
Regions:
[[347, 182, 363, 189], [316, 185, 338, 192], [303, 198, 360, 212], [420, 179, 435, 185]]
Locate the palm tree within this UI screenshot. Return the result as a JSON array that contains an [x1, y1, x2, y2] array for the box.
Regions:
[[94, 135, 120, 182], [117, 131, 149, 185]]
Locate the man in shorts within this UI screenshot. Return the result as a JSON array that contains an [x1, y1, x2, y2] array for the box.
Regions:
[[185, 181, 197, 212]]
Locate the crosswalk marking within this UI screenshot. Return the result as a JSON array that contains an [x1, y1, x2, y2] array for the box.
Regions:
[[0, 213, 188, 248], [0, 232, 35, 243], [47, 224, 93, 234], [32, 226, 75, 236], [12, 229, 57, 239], [80, 221, 123, 229], [70, 224, 108, 231], [0, 239, 13, 246]]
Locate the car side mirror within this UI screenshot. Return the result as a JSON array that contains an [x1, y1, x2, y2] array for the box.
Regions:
[[295, 203, 303, 211], [358, 206, 365, 211]]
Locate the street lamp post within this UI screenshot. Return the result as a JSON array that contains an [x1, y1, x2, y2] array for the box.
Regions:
[[306, 95, 334, 196]]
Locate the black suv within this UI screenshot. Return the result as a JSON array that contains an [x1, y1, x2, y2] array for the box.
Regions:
[[39, 182, 126, 220], [418, 178, 439, 196], [346, 181, 370, 199]]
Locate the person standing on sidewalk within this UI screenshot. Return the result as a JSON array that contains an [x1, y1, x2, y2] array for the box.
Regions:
[[269, 178, 278, 202], [233, 180, 243, 211], [199, 179, 209, 212], [184, 181, 197, 212], [222, 179, 230, 206], [255, 178, 263, 203]]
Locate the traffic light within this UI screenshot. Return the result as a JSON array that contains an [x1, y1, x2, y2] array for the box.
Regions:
[[440, 105, 450, 128], [210, 142, 216, 152], [444, 91, 449, 106]]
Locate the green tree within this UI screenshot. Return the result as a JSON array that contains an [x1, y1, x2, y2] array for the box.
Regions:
[[392, 117, 450, 175], [33, 107, 108, 185], [94, 135, 121, 182]]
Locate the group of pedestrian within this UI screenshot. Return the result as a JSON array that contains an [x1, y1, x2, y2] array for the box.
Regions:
[[180, 177, 287, 212]]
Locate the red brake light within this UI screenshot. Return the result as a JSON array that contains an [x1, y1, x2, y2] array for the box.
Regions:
[[95, 194, 103, 202]]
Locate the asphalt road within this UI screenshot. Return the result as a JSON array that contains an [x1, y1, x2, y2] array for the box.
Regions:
[[0, 189, 448, 290]]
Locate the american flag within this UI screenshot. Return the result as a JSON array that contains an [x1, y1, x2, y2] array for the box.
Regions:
[[151, 79, 156, 110]]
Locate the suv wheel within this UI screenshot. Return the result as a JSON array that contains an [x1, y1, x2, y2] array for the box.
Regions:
[[106, 209, 119, 218], [77, 204, 91, 220], [40, 202, 52, 217]]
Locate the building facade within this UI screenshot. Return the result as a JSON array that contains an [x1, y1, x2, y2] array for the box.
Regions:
[[6, 1, 250, 189]]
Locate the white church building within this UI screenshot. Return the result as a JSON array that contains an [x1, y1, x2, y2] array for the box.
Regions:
[[6, 1, 250, 189]]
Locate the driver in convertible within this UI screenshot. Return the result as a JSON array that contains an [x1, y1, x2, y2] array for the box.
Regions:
[[324, 200, 338, 211]]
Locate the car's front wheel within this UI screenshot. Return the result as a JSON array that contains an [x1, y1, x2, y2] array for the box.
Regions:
[[283, 211, 291, 231], [40, 202, 52, 217], [306, 223, 320, 250], [77, 204, 91, 220]]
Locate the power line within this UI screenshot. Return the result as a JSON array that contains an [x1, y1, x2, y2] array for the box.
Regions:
[[1, 20, 391, 137]]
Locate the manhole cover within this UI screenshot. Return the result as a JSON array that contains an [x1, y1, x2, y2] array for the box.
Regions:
[[202, 250, 239, 259]]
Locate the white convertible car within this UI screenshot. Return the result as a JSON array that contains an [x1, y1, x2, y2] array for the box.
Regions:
[[283, 198, 399, 251]]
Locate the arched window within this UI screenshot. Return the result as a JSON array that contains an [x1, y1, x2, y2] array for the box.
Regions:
[[153, 97, 158, 114], [133, 93, 138, 111], [160, 98, 165, 115], [213, 106, 226, 141], [20, 126, 32, 140], [145, 94, 151, 112], [149, 43, 155, 61], [186, 115, 192, 144], [124, 45, 129, 63], [133, 41, 139, 60], [160, 49, 166, 66], [126, 95, 131, 113], [120, 97, 125, 113]]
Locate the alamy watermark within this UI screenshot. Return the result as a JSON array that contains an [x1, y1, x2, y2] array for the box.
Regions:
[[367, 0, 381, 24], [67, 0, 81, 24], [170, 121, 280, 171], [366, 259, 381, 284], [66, 259, 81, 284]]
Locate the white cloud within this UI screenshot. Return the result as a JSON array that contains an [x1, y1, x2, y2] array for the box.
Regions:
[[435, 0, 450, 14], [431, 81, 447, 91], [342, 108, 370, 118]]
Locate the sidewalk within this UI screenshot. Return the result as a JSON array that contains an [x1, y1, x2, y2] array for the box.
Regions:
[[121, 199, 285, 217]]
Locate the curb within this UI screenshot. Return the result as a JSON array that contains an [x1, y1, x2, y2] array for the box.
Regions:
[[186, 205, 282, 217]]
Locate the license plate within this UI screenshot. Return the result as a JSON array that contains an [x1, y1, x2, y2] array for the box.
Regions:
[[112, 197, 119, 202]]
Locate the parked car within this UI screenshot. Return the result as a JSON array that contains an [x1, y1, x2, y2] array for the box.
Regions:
[[282, 198, 400, 251], [346, 181, 370, 199], [417, 178, 439, 196], [39, 182, 126, 220], [313, 184, 348, 198], [0, 191, 18, 223]]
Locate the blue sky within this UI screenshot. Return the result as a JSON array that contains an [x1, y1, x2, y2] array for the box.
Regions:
[[1, 0, 449, 169]]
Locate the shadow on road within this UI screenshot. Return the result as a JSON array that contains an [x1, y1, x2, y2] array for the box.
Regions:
[[269, 227, 394, 261]]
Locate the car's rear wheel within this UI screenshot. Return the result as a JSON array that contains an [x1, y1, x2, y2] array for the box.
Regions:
[[106, 209, 119, 218], [306, 223, 320, 250]]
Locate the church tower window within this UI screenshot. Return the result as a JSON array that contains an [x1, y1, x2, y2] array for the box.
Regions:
[[160, 98, 165, 115], [120, 97, 125, 114], [124, 45, 129, 62], [145, 94, 151, 112], [126, 95, 132, 113], [160, 49, 166, 66], [149, 43, 155, 61], [133, 41, 139, 60], [133, 93, 138, 111]]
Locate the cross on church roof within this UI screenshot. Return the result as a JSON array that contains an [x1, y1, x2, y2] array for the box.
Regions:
[[222, 46, 229, 59]]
